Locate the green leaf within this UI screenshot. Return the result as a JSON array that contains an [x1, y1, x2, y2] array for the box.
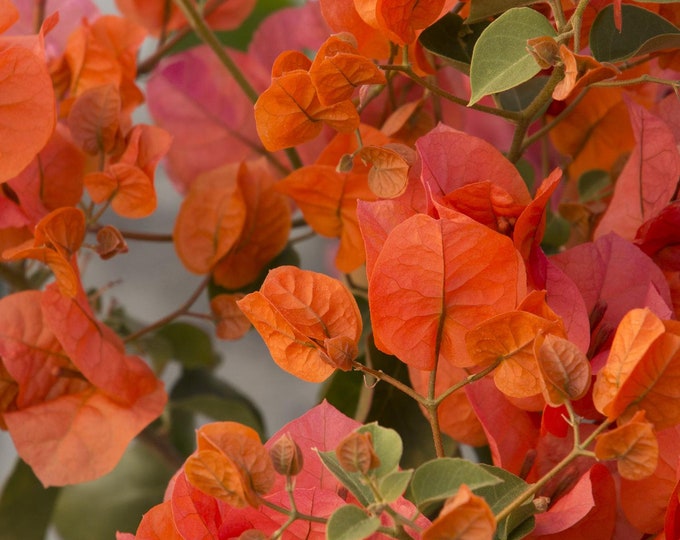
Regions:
[[357, 423, 402, 478], [410, 458, 503, 515], [578, 169, 612, 203], [497, 76, 549, 113], [469, 7, 556, 106], [541, 211, 570, 253], [326, 505, 381, 540], [475, 465, 535, 540], [0, 459, 60, 540], [378, 470, 413, 504], [590, 4, 680, 62], [157, 322, 218, 370], [53, 443, 175, 540], [418, 13, 490, 75], [467, 0, 539, 23]]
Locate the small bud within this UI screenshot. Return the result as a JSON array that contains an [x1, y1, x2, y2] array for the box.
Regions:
[[336, 153, 355, 173], [335, 431, 380, 474], [533, 496, 550, 513], [526, 36, 560, 69], [269, 432, 304, 476], [319, 335, 357, 371], [95, 225, 128, 260]]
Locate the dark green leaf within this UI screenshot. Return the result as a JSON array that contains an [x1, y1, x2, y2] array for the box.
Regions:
[[53, 443, 174, 540], [0, 459, 60, 540], [157, 322, 218, 370], [590, 5, 680, 62], [541, 211, 570, 252], [170, 367, 265, 454], [497, 76, 549, 113], [469, 8, 556, 105], [475, 465, 535, 540], [418, 13, 490, 75], [410, 458, 503, 515], [467, 0, 539, 23]]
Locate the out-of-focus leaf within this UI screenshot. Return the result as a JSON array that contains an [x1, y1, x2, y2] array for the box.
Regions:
[[590, 5, 680, 62], [0, 459, 60, 540], [53, 443, 174, 540], [466, 0, 537, 23], [468, 8, 556, 106], [157, 322, 218, 370]]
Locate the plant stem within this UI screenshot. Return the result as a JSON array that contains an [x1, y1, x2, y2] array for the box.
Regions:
[[507, 65, 564, 163], [379, 64, 522, 121], [352, 361, 424, 404], [123, 275, 211, 343]]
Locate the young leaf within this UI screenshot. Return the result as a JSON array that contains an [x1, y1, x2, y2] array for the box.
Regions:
[[468, 7, 556, 106], [326, 504, 380, 540]]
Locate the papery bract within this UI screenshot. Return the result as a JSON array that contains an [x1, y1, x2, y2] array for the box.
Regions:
[[594, 410, 658, 480], [594, 99, 680, 241], [422, 484, 495, 540], [211, 294, 251, 341], [369, 212, 526, 370], [237, 267, 362, 382], [173, 163, 247, 274], [537, 334, 591, 406]]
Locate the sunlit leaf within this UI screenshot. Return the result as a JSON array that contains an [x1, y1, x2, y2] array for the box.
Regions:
[[468, 7, 556, 106]]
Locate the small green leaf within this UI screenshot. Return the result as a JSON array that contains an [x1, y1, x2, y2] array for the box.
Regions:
[[327, 505, 381, 540], [357, 423, 402, 478], [418, 13, 490, 75], [469, 7, 556, 106], [590, 5, 680, 62], [497, 76, 549, 113], [318, 449, 374, 505], [157, 322, 218, 370], [410, 457, 503, 515], [467, 0, 539, 23], [474, 465, 535, 540], [378, 470, 413, 504], [0, 459, 60, 540]]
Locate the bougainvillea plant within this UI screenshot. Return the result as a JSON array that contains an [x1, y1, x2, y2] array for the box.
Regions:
[[1, 0, 680, 538]]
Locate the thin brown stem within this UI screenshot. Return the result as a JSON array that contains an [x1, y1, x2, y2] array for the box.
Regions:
[[33, 0, 46, 33], [352, 360, 425, 404], [123, 275, 211, 343], [380, 64, 522, 121]]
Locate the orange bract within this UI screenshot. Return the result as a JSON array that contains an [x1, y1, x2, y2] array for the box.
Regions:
[[0, 44, 55, 183], [173, 163, 247, 274], [237, 266, 362, 383], [594, 411, 658, 480], [67, 83, 121, 155], [358, 143, 414, 199], [211, 294, 251, 341], [254, 69, 359, 151], [355, 0, 448, 45], [185, 421, 275, 508], [309, 34, 386, 106], [423, 484, 496, 540], [537, 334, 591, 406]]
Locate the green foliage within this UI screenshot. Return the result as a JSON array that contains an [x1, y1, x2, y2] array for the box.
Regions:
[[410, 457, 503, 515], [326, 505, 381, 540], [0, 460, 60, 540], [157, 322, 218, 370], [578, 169, 612, 203], [52, 444, 174, 540], [590, 4, 680, 62], [418, 13, 489, 75], [469, 7, 556, 105], [467, 0, 539, 23]]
